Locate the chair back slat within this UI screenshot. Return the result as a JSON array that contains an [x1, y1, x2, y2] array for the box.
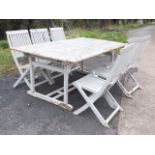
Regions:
[[50, 27, 66, 41], [6, 30, 32, 59], [30, 28, 50, 44]]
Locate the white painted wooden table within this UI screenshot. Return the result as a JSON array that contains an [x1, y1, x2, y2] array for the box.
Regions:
[[12, 37, 125, 111]]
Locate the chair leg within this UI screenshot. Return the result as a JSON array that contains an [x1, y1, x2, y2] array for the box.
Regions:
[[73, 93, 96, 115], [104, 91, 123, 111], [105, 106, 121, 124], [46, 70, 55, 84], [117, 72, 142, 98], [74, 86, 122, 128], [104, 91, 116, 109], [24, 78, 31, 89], [73, 103, 89, 115], [75, 86, 109, 127], [117, 80, 133, 98], [87, 100, 110, 128], [13, 67, 30, 88], [127, 73, 142, 94], [87, 92, 122, 127], [41, 70, 54, 85]]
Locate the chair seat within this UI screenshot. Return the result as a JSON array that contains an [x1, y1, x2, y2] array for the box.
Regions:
[[73, 74, 106, 93], [92, 64, 113, 79]]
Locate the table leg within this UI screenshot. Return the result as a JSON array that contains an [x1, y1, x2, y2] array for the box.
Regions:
[[29, 56, 35, 93], [63, 63, 70, 104]]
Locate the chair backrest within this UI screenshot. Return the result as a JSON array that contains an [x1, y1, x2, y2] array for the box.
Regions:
[[95, 43, 135, 97], [50, 27, 66, 41], [30, 28, 50, 44], [109, 43, 135, 83], [6, 30, 32, 59], [128, 35, 151, 63]]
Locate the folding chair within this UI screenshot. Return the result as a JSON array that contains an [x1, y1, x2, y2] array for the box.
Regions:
[[91, 35, 151, 98], [30, 28, 51, 44], [117, 35, 151, 97], [49, 27, 66, 41], [73, 44, 134, 127], [6, 30, 53, 88]]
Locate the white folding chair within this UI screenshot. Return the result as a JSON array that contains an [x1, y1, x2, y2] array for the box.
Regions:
[[30, 28, 50, 44], [73, 44, 134, 127], [90, 35, 150, 98], [49, 27, 66, 41], [6, 30, 32, 88], [117, 35, 151, 97], [6, 30, 53, 88]]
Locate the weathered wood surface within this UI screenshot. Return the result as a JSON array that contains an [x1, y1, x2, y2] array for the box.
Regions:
[[11, 37, 125, 63]]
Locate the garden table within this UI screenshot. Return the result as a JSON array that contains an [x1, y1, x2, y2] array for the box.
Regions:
[[11, 37, 125, 111]]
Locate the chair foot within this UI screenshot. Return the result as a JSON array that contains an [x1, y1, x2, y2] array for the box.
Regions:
[[128, 84, 142, 95], [102, 123, 110, 128], [73, 103, 89, 115], [124, 93, 133, 98], [13, 84, 17, 88]]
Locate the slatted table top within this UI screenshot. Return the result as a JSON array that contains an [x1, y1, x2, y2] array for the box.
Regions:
[[11, 37, 125, 63]]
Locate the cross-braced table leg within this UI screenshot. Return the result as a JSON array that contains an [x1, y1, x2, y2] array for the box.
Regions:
[[27, 60, 73, 111]]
